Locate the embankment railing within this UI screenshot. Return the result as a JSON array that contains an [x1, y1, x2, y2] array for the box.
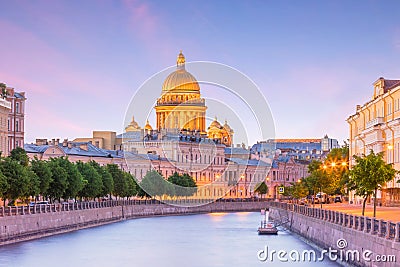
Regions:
[[270, 202, 400, 243]]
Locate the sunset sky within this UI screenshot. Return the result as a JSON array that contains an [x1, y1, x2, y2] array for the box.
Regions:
[[1, 0, 400, 145]]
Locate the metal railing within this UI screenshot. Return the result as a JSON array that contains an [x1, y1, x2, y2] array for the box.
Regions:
[[270, 202, 400, 242]]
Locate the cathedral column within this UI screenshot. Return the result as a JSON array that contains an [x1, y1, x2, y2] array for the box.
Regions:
[[169, 112, 173, 129], [197, 112, 201, 130], [180, 111, 184, 130], [201, 114, 205, 132], [190, 112, 195, 130]]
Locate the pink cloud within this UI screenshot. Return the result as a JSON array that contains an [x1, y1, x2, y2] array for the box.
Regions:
[[25, 104, 93, 142], [0, 19, 122, 100]]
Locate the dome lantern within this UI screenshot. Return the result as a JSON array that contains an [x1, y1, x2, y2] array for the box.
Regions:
[[177, 50, 185, 69], [161, 51, 200, 93]]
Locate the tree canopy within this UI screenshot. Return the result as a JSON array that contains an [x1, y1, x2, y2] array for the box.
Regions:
[[139, 170, 174, 198], [254, 182, 268, 197], [167, 172, 197, 197], [348, 150, 397, 217], [76, 161, 103, 200]]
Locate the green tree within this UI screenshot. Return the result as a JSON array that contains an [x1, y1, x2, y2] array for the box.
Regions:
[[289, 180, 309, 200], [26, 168, 40, 201], [303, 145, 349, 203], [55, 157, 84, 200], [323, 145, 349, 195], [88, 161, 114, 198], [76, 161, 103, 200], [0, 83, 8, 99], [107, 164, 126, 199], [304, 160, 329, 193], [10, 147, 29, 167], [123, 172, 138, 199], [0, 171, 9, 205], [255, 182, 268, 198], [31, 157, 52, 199], [47, 164, 68, 202], [139, 170, 172, 198], [348, 150, 397, 217], [0, 158, 30, 205], [167, 172, 197, 197]]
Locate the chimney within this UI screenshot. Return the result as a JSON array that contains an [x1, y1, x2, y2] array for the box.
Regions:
[[55, 139, 60, 146], [35, 139, 47, 146], [356, 105, 361, 111], [52, 139, 55, 145], [62, 139, 68, 147], [68, 142, 73, 149]]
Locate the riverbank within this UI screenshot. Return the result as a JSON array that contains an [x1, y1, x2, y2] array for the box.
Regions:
[[0, 200, 269, 246]]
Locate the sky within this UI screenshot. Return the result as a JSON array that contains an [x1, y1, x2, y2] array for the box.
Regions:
[[1, 0, 400, 145]]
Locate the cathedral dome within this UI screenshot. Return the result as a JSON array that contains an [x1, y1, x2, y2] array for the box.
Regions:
[[144, 120, 153, 131], [162, 51, 200, 93], [208, 117, 222, 129]]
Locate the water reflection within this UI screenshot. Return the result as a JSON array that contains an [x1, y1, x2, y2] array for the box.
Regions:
[[0, 212, 340, 267]]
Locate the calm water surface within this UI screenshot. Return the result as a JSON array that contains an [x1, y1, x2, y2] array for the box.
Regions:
[[0, 212, 340, 267]]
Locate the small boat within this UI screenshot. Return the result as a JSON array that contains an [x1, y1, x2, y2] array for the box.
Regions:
[[258, 208, 278, 235]]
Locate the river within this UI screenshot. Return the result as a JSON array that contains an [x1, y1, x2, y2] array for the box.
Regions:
[[0, 212, 340, 267]]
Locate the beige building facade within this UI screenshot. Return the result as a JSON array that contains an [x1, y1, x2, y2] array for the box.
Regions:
[[6, 87, 26, 153], [347, 77, 400, 206]]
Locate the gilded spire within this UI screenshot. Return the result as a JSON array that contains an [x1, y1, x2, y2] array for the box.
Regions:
[[177, 50, 185, 69]]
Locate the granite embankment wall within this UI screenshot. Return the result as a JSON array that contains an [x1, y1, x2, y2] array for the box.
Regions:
[[0, 200, 268, 246], [269, 202, 400, 267]]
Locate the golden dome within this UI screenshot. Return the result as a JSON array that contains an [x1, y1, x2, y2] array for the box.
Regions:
[[144, 120, 153, 131], [208, 117, 222, 129], [162, 51, 200, 93]]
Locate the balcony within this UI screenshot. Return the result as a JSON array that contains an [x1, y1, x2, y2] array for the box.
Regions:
[[366, 117, 384, 128]]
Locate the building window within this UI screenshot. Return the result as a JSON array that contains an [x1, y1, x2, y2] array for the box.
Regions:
[[16, 121, 19, 132], [7, 120, 9, 131], [16, 103, 19, 113]]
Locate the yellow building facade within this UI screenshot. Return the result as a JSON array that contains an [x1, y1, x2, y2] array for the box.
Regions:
[[347, 77, 400, 206]]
